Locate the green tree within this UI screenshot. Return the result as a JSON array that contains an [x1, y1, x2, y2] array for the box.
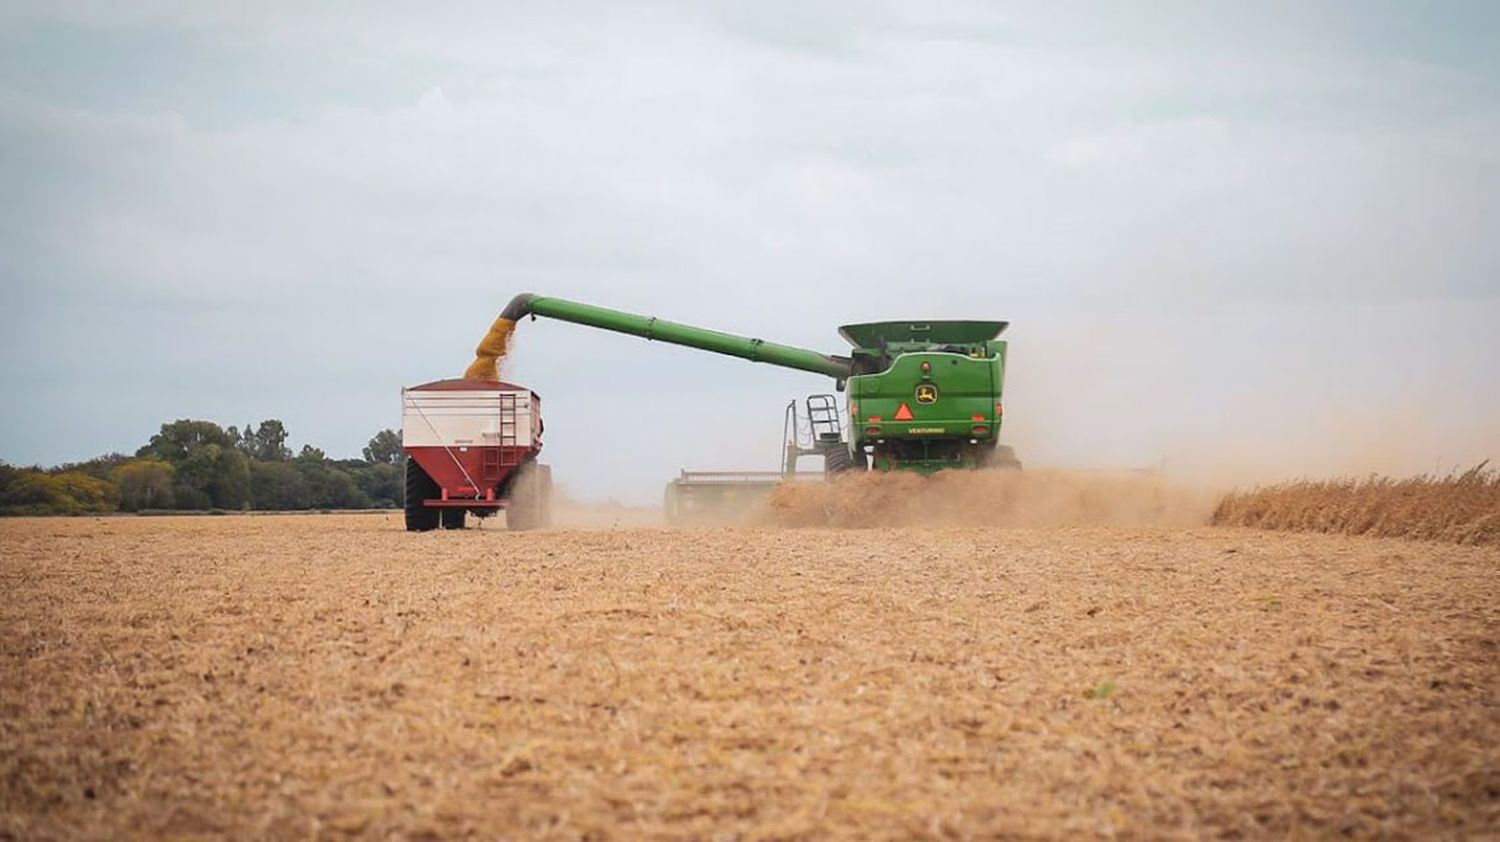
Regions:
[[241, 420, 292, 462], [53, 453, 131, 481], [0, 472, 68, 514], [6, 415, 413, 516], [341, 460, 401, 508], [54, 471, 118, 511], [237, 421, 256, 457], [296, 461, 369, 509], [114, 459, 175, 511], [0, 462, 18, 499], [0, 470, 116, 515], [174, 444, 250, 510], [134, 421, 248, 509], [138, 420, 236, 463], [249, 461, 310, 510], [362, 429, 403, 464]]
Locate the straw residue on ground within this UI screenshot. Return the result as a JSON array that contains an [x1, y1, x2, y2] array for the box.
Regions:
[[3, 515, 1496, 839], [1213, 463, 1500, 545]]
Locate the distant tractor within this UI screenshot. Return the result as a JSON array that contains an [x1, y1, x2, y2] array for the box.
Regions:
[[400, 379, 552, 532]]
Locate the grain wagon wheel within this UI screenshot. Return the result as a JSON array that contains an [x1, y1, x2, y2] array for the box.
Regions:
[[440, 508, 466, 530], [535, 464, 554, 529], [506, 461, 552, 532], [404, 458, 441, 532]]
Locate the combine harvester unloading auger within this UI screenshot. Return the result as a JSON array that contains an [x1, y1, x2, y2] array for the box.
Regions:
[[401, 293, 1018, 531]]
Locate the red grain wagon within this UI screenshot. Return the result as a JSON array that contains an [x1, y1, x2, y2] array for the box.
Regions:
[[400, 379, 552, 531]]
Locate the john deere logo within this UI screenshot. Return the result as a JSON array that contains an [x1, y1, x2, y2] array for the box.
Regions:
[[915, 384, 939, 404]]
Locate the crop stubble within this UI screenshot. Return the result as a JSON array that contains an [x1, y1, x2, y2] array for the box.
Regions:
[[2, 515, 1496, 839]]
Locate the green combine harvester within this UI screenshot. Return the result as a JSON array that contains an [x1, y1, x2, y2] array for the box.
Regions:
[[488, 294, 1020, 481]]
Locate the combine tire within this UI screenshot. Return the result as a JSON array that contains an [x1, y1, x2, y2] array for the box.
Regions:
[[440, 508, 465, 530], [404, 458, 441, 532], [823, 444, 857, 477]]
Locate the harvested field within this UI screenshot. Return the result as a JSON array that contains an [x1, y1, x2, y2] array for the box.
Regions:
[[1213, 465, 1500, 546], [2, 515, 1497, 839]]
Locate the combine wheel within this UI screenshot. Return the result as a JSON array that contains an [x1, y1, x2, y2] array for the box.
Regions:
[[822, 444, 857, 477], [404, 458, 441, 532]]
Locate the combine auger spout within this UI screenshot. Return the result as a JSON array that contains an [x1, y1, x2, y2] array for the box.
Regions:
[[468, 293, 855, 382]]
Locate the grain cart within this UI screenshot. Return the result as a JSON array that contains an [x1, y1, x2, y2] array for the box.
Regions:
[[401, 379, 552, 532], [480, 293, 1020, 476]]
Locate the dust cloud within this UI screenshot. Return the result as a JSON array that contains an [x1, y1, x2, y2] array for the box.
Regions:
[[765, 469, 1216, 529], [549, 490, 664, 529], [1001, 306, 1499, 489]]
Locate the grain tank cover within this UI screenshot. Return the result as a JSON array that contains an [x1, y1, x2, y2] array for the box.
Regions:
[[837, 320, 1007, 349]]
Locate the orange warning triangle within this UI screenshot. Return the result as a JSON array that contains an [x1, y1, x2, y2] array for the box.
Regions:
[[893, 402, 914, 421]]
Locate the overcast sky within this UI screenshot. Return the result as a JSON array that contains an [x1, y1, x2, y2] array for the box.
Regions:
[[2, 1, 1497, 502]]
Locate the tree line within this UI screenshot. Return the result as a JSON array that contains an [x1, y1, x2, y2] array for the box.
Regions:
[[0, 421, 406, 516]]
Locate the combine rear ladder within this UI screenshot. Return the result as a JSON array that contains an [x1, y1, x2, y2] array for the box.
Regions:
[[806, 394, 843, 444], [807, 394, 859, 475]]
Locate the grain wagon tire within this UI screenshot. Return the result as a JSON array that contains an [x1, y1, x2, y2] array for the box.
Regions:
[[505, 462, 542, 532], [440, 508, 465, 530], [404, 458, 441, 532], [536, 464, 554, 529]]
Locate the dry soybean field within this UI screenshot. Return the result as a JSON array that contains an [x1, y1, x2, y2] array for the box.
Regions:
[[2, 515, 1497, 839]]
